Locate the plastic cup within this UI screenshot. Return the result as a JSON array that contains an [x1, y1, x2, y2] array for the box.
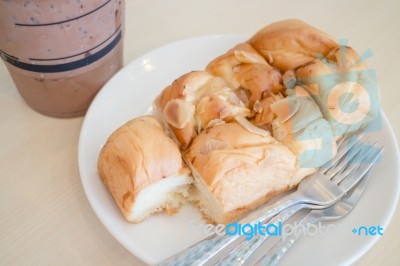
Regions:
[[0, 0, 125, 117]]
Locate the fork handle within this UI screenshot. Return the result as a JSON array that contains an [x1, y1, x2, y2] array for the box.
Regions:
[[260, 233, 301, 266], [259, 215, 316, 266], [159, 192, 305, 266], [241, 191, 305, 224], [215, 203, 307, 266]]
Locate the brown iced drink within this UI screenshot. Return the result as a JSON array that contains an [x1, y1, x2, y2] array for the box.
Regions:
[[0, 0, 125, 117]]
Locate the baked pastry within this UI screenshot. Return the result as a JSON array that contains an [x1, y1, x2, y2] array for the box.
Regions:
[[206, 43, 283, 109], [98, 19, 378, 225], [248, 19, 338, 71], [294, 46, 378, 136], [154, 71, 249, 149], [185, 122, 298, 224], [97, 116, 192, 223]]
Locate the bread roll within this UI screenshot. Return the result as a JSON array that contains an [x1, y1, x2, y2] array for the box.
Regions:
[[207, 43, 283, 109], [248, 19, 338, 71], [97, 116, 192, 223], [154, 71, 249, 149], [206, 43, 268, 86], [295, 46, 378, 137], [185, 122, 300, 224]]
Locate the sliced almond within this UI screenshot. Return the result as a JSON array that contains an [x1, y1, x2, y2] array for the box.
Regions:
[[163, 99, 195, 129]]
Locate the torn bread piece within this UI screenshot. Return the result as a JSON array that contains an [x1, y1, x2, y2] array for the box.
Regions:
[[97, 115, 192, 223], [294, 46, 379, 137], [270, 85, 337, 169], [154, 71, 249, 149], [206, 43, 268, 87], [207, 43, 284, 109], [185, 122, 301, 224]]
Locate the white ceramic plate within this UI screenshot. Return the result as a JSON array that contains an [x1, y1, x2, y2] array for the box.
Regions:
[[78, 35, 400, 265]]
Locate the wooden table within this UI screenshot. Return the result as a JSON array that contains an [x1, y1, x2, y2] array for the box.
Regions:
[[1, 0, 399, 265]]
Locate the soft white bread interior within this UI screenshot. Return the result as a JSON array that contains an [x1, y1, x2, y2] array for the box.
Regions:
[[185, 122, 303, 224], [97, 116, 192, 223]]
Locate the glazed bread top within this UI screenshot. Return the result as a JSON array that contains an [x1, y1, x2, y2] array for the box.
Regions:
[[186, 122, 297, 216], [248, 19, 338, 71]]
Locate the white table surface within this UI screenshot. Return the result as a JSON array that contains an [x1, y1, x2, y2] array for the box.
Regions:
[[1, 0, 399, 265]]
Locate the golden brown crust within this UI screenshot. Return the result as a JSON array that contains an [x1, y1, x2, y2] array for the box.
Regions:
[[294, 46, 367, 97], [186, 122, 298, 224], [155, 71, 213, 110], [326, 46, 367, 71], [207, 43, 283, 109], [294, 46, 372, 137], [252, 93, 284, 129], [168, 120, 196, 150], [248, 19, 338, 71], [155, 70, 251, 149], [233, 64, 283, 107], [154, 71, 214, 148], [206, 43, 268, 86], [97, 116, 189, 222]]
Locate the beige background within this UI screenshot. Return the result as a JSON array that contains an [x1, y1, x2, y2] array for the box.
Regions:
[[1, 0, 399, 265]]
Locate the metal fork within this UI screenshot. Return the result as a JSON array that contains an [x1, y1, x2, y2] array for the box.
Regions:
[[217, 163, 375, 266], [159, 135, 382, 266], [257, 165, 373, 266]]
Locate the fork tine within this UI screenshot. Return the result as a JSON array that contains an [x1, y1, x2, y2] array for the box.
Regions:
[[336, 135, 348, 149], [332, 142, 378, 183], [338, 166, 370, 204], [338, 147, 383, 191], [322, 134, 365, 174], [325, 136, 370, 178]]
